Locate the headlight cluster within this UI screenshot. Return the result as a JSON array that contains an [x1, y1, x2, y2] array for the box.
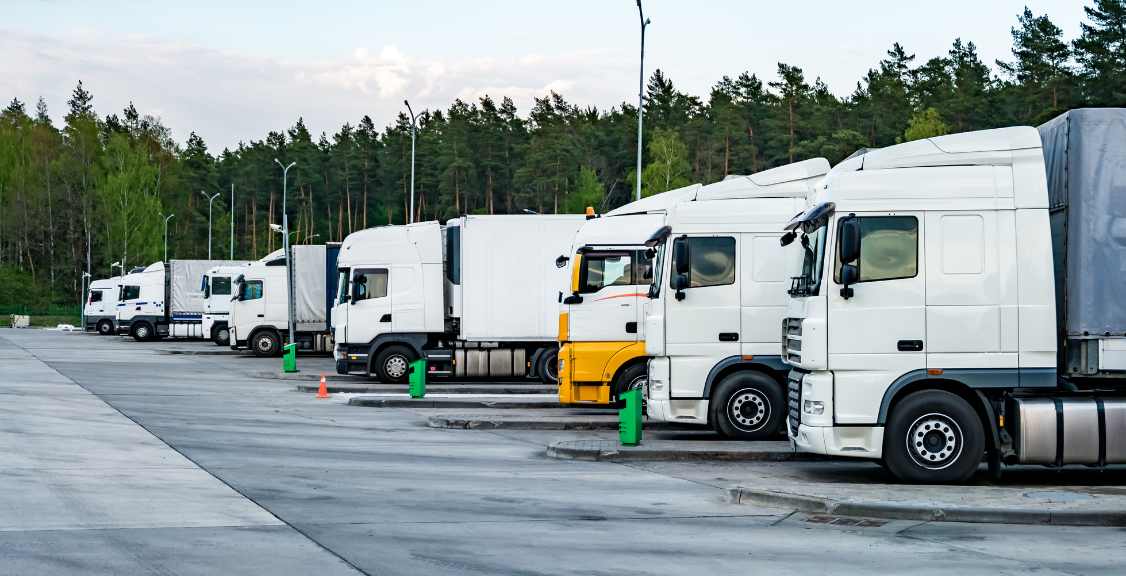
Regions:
[[804, 400, 824, 415]]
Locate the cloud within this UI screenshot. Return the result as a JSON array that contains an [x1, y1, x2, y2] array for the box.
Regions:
[[0, 29, 637, 151]]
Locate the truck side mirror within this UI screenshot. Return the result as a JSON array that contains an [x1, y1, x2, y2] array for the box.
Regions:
[[555, 254, 569, 268], [839, 218, 861, 264], [840, 264, 859, 299], [673, 238, 689, 275], [780, 231, 797, 247], [670, 273, 689, 301], [642, 263, 652, 280], [644, 247, 656, 261]]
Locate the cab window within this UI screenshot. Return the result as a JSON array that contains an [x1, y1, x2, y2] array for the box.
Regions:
[[353, 269, 388, 302], [121, 285, 141, 301], [635, 250, 652, 286], [672, 237, 736, 288], [89, 290, 103, 303], [578, 251, 633, 293], [337, 268, 351, 304], [834, 216, 918, 283], [240, 281, 263, 301], [212, 277, 232, 296]]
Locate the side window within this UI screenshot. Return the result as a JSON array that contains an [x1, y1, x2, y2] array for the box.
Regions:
[[635, 250, 652, 286], [89, 290, 103, 303], [337, 268, 351, 304], [212, 277, 232, 295], [240, 281, 263, 301], [578, 251, 633, 293], [834, 216, 918, 283], [353, 269, 388, 302], [673, 237, 736, 288], [121, 285, 140, 301]]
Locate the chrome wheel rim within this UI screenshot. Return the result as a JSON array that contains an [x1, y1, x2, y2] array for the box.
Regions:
[[906, 413, 962, 470], [136, 326, 148, 339], [385, 356, 408, 379], [255, 336, 273, 353], [217, 329, 229, 343], [728, 389, 769, 431]]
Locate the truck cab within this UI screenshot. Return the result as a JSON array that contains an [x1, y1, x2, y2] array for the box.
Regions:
[[115, 263, 167, 341], [85, 276, 122, 335], [644, 159, 830, 439], [201, 264, 248, 346]]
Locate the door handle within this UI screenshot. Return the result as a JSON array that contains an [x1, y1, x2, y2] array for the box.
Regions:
[[380, 314, 392, 323], [135, 307, 141, 311], [257, 314, 264, 317], [625, 322, 637, 334], [898, 340, 924, 351], [719, 333, 739, 342]]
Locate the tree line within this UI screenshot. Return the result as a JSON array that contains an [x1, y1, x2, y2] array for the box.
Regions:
[[3, 1, 1126, 306]]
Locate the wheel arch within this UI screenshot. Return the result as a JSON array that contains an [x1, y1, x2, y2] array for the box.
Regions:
[[702, 355, 789, 399], [246, 325, 281, 348], [606, 342, 648, 386], [878, 370, 1009, 452], [366, 334, 427, 374]]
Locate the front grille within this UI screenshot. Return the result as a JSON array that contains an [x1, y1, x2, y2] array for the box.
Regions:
[[787, 371, 803, 437], [786, 318, 802, 336]]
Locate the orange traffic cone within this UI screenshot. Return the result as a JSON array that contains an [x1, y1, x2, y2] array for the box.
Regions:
[[315, 373, 331, 398]]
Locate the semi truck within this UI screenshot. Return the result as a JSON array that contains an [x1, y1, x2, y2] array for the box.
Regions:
[[783, 110, 1126, 483], [85, 276, 122, 335], [333, 215, 586, 384], [642, 159, 832, 439], [115, 259, 245, 341], [200, 264, 254, 345], [229, 244, 341, 357], [557, 187, 699, 405]]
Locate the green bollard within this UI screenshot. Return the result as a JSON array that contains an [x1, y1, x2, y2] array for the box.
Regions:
[[619, 388, 642, 445], [282, 343, 297, 373], [408, 358, 427, 398]]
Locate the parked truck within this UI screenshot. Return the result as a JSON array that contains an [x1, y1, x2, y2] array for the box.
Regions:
[[643, 159, 831, 439], [85, 276, 123, 335], [200, 263, 254, 346], [783, 110, 1126, 483], [333, 215, 586, 383], [557, 187, 699, 404], [115, 259, 245, 341], [229, 244, 341, 357]]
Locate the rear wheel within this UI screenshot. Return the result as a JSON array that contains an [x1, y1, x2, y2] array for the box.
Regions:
[[709, 371, 784, 440], [883, 390, 984, 484], [374, 345, 417, 383], [132, 322, 155, 342], [96, 320, 114, 336], [211, 324, 230, 346], [252, 330, 281, 357], [536, 347, 559, 384]]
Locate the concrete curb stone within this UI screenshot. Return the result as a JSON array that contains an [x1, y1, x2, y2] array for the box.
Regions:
[[348, 396, 567, 409], [546, 440, 825, 463], [429, 415, 673, 431]]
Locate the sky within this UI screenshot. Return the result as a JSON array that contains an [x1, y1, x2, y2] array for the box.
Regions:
[[0, 0, 1095, 152]]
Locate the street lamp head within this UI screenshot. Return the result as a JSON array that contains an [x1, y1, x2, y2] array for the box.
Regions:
[[645, 18, 650, 25]]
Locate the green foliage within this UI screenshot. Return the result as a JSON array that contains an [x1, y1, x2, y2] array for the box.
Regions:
[[564, 166, 604, 214], [905, 108, 950, 141], [639, 127, 692, 198]]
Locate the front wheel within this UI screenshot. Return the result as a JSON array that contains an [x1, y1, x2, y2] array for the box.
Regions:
[[132, 322, 155, 342], [612, 363, 647, 401], [709, 371, 784, 440], [374, 345, 417, 384], [252, 330, 281, 357], [211, 324, 230, 346], [883, 390, 984, 484], [536, 347, 559, 384], [96, 320, 114, 336]]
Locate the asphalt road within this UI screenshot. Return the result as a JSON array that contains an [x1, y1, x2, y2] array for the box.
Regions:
[[3, 328, 1126, 575]]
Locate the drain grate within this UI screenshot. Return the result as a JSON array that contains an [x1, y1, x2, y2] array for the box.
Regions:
[[804, 515, 888, 527]]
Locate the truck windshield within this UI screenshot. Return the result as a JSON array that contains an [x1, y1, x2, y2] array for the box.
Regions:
[[788, 225, 827, 297], [337, 268, 350, 304]]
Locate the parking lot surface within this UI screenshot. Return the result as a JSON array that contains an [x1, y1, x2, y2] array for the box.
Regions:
[[4, 328, 1126, 575]]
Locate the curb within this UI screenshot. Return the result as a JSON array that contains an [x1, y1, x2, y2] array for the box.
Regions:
[[724, 487, 1126, 527], [429, 416, 670, 431], [296, 384, 558, 394], [256, 371, 370, 382], [154, 349, 253, 356], [348, 397, 567, 409], [546, 441, 825, 463]]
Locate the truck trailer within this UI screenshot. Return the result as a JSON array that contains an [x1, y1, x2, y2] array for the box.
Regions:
[[229, 244, 341, 357], [333, 215, 587, 383], [115, 259, 245, 341], [85, 276, 122, 335], [783, 110, 1126, 483]]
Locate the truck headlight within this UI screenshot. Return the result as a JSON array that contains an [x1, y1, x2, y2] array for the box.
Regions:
[[804, 400, 824, 415], [649, 379, 664, 392]]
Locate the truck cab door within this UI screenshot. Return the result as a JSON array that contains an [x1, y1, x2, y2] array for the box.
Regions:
[[333, 268, 350, 343], [234, 280, 265, 335], [568, 250, 645, 343], [347, 268, 391, 345], [826, 213, 926, 424]]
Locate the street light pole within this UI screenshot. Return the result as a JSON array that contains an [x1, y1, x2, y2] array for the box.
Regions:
[[274, 159, 297, 348], [159, 213, 175, 262], [404, 101, 427, 224], [635, 0, 651, 202], [201, 191, 220, 260], [230, 183, 235, 259]]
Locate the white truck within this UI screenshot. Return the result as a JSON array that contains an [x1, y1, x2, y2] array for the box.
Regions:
[[557, 187, 699, 405], [200, 264, 253, 345], [85, 276, 122, 335], [784, 110, 1126, 483], [333, 215, 586, 383], [115, 259, 245, 341], [229, 244, 341, 357], [643, 159, 831, 439]]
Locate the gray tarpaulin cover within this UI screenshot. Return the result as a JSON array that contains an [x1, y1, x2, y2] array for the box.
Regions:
[[290, 245, 327, 323], [1039, 108, 1126, 337], [169, 260, 244, 316]]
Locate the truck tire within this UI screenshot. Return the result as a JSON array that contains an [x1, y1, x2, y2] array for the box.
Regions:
[[536, 347, 559, 384], [612, 363, 647, 401], [374, 345, 416, 384], [211, 324, 230, 346], [709, 371, 784, 440], [132, 322, 155, 342], [96, 320, 114, 336], [252, 330, 281, 357], [883, 390, 984, 484]]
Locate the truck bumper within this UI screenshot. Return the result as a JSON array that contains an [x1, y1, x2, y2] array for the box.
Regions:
[[792, 424, 885, 459]]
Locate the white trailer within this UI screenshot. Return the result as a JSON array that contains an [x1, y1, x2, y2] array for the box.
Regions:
[[643, 160, 831, 439], [784, 110, 1126, 483], [333, 215, 587, 383], [115, 259, 246, 341], [84, 276, 122, 335], [229, 244, 341, 357]]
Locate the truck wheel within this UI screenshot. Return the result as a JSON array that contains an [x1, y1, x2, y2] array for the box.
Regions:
[[252, 330, 281, 357], [536, 347, 559, 384], [132, 322, 155, 342], [96, 320, 114, 335], [374, 345, 416, 383], [211, 324, 230, 346], [613, 363, 647, 401], [883, 390, 984, 484], [709, 371, 784, 440]]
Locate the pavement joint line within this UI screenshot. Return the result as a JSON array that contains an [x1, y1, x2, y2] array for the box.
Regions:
[[894, 531, 1089, 576], [290, 513, 787, 527], [2, 335, 373, 576]]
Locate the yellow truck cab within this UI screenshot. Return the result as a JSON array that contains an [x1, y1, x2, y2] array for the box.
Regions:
[[558, 187, 700, 404]]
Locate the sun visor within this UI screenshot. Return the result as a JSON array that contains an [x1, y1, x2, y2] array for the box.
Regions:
[[783, 202, 835, 232]]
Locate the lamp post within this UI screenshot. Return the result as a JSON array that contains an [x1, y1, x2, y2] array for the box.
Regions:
[[304, 234, 320, 245], [404, 100, 427, 224], [230, 183, 235, 259], [159, 213, 175, 262], [635, 0, 651, 202], [201, 191, 220, 259], [274, 159, 297, 348], [81, 271, 91, 330]]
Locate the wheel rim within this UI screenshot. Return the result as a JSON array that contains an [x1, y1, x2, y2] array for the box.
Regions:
[[99, 322, 111, 334], [906, 413, 963, 470], [727, 388, 770, 431], [385, 355, 408, 379], [217, 329, 229, 343], [255, 336, 273, 353], [544, 354, 558, 381], [627, 374, 646, 392], [136, 326, 148, 339]]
